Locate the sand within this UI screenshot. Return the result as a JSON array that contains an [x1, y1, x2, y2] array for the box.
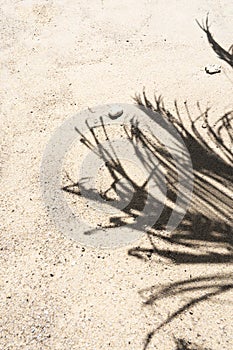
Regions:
[[1, 1, 233, 349]]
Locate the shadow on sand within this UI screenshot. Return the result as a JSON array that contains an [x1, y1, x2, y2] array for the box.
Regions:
[[62, 90, 232, 349], [197, 14, 233, 68]]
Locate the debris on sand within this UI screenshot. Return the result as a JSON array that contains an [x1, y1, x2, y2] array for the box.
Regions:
[[205, 64, 221, 74]]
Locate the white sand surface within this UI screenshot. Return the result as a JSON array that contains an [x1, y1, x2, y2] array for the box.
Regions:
[[1, 1, 233, 349]]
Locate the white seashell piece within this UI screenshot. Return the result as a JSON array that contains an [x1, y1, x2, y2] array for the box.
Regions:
[[205, 64, 221, 74]]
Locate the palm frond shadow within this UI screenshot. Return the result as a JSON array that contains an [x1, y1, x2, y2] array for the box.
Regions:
[[128, 92, 233, 264], [174, 337, 213, 350], [62, 92, 233, 264], [62, 92, 233, 349], [131, 93, 233, 350], [196, 14, 233, 68], [141, 273, 233, 350]]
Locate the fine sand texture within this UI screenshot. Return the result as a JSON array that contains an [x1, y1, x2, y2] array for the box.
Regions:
[[1, 1, 233, 350]]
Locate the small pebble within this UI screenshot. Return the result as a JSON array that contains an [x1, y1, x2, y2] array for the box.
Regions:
[[108, 106, 123, 119], [205, 64, 221, 74]]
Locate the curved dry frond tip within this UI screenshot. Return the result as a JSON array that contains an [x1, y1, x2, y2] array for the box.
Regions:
[[195, 13, 210, 32], [133, 92, 144, 105], [229, 44, 233, 54], [196, 14, 233, 67], [142, 87, 154, 109]]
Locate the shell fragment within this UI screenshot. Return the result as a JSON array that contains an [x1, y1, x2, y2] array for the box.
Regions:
[[205, 64, 221, 74], [108, 106, 124, 119]]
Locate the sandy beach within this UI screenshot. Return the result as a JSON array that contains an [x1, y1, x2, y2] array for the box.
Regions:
[[1, 1, 233, 349]]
